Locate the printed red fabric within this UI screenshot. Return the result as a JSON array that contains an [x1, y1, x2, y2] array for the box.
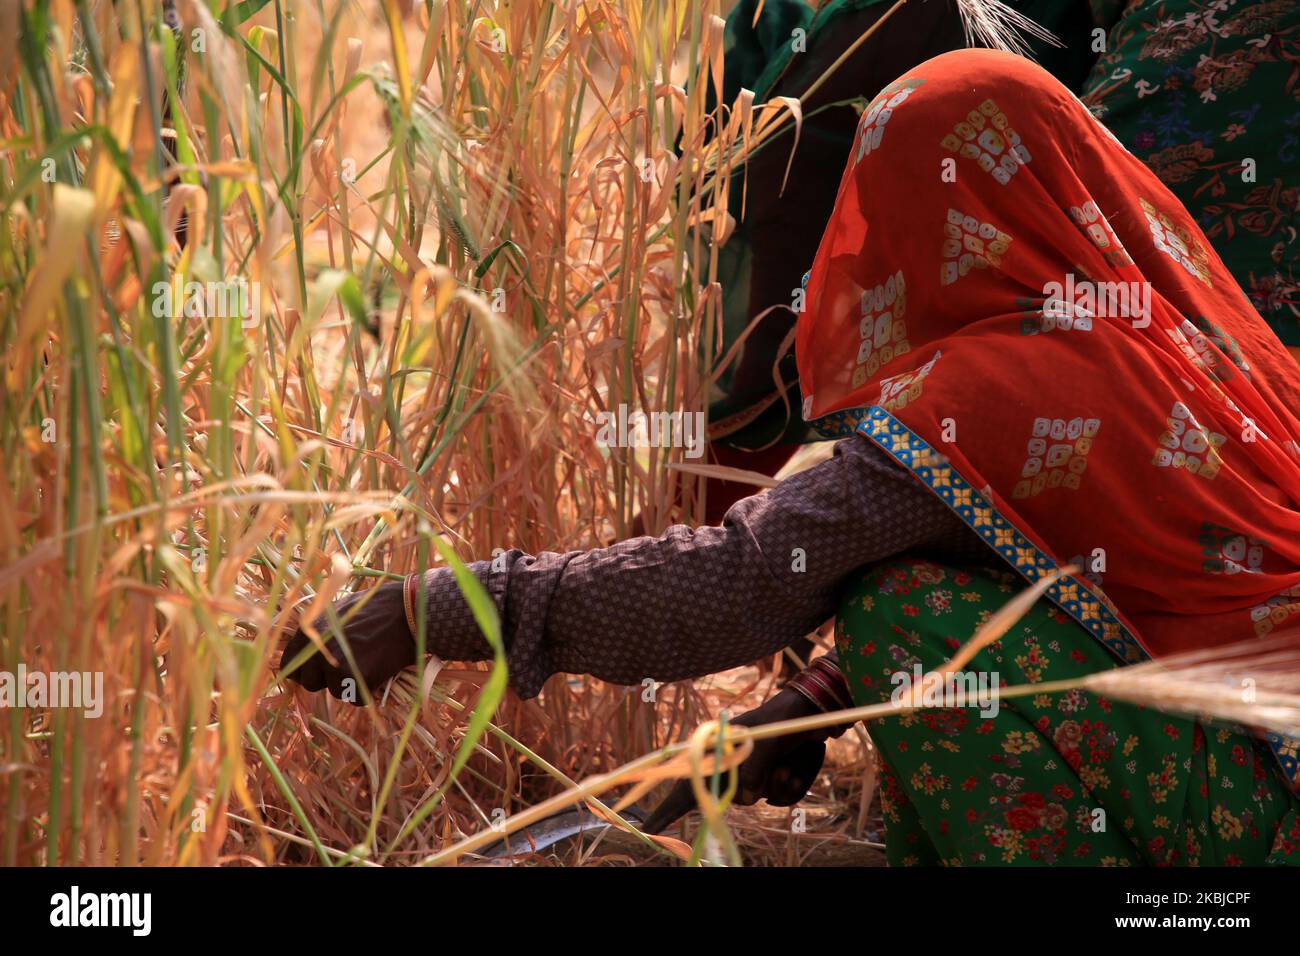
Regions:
[[796, 48, 1300, 658]]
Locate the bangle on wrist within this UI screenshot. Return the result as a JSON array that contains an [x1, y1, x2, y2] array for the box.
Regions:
[[784, 657, 854, 715], [402, 572, 421, 639]]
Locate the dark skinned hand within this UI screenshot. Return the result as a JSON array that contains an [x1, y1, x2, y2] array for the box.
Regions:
[[279, 580, 417, 705], [640, 685, 852, 834]]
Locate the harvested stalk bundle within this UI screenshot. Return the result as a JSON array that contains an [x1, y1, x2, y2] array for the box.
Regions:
[[1082, 633, 1300, 739]]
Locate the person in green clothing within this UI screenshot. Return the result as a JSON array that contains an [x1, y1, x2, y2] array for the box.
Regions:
[[1083, 0, 1300, 352]]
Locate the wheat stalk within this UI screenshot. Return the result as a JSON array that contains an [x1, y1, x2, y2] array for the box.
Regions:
[[954, 0, 1061, 56]]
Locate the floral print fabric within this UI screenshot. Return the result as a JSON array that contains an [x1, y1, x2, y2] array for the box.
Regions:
[[1083, 0, 1300, 344], [797, 47, 1300, 667], [835, 558, 1300, 866]]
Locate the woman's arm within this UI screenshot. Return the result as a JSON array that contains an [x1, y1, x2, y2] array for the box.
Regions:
[[283, 435, 989, 699]]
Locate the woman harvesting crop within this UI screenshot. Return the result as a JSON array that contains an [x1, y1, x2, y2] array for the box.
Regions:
[[283, 49, 1300, 865]]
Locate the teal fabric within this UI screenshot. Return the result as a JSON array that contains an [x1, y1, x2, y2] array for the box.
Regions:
[[1081, 0, 1300, 345]]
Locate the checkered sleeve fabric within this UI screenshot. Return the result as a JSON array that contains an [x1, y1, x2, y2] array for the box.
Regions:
[[420, 434, 993, 697]]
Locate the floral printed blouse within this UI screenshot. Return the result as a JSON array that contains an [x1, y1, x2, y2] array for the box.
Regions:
[[1083, 0, 1300, 345]]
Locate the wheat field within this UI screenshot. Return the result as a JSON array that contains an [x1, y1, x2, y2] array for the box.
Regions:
[[0, 0, 895, 867]]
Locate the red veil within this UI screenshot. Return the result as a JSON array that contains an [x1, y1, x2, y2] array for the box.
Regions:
[[796, 49, 1300, 783]]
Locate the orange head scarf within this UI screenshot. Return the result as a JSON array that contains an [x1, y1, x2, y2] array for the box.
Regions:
[[797, 49, 1300, 723]]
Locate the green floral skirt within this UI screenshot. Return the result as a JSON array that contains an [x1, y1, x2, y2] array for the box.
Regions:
[[834, 558, 1300, 866]]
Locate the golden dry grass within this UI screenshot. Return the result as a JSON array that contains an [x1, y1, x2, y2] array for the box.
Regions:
[[1, 0, 888, 867]]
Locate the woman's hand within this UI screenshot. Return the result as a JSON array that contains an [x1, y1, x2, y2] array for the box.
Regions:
[[641, 684, 848, 833], [279, 580, 417, 704]]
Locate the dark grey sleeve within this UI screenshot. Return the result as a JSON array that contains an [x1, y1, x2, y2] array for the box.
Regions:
[[420, 434, 990, 697]]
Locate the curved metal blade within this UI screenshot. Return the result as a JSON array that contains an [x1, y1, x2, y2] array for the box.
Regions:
[[478, 804, 650, 862]]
